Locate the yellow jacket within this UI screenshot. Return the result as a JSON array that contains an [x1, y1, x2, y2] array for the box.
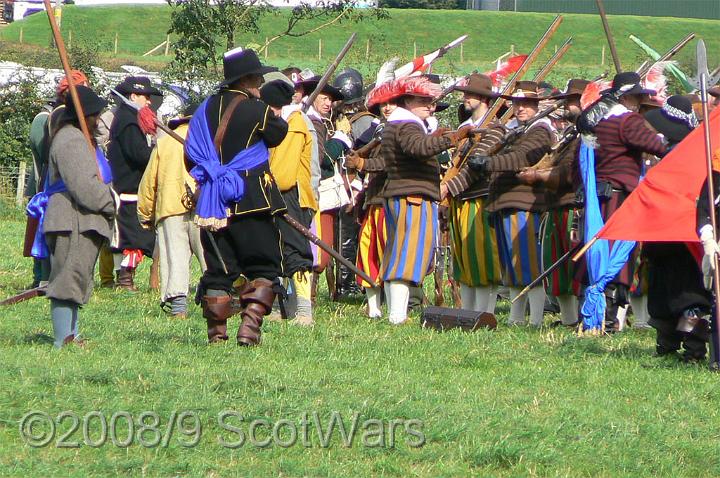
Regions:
[[269, 110, 318, 211], [137, 123, 195, 226]]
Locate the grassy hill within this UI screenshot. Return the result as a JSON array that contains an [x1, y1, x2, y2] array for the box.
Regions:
[[2, 200, 720, 476], [1, 6, 720, 81]]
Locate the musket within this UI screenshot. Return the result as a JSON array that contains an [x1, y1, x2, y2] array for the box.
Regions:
[[155, 114, 375, 286], [533, 37, 573, 83], [636, 32, 696, 77], [432, 74, 471, 105], [1, 286, 47, 307], [499, 36, 572, 124], [301, 33, 357, 114], [511, 242, 582, 303], [595, 0, 622, 73], [442, 15, 564, 184], [111, 89, 186, 144], [695, 39, 720, 370]]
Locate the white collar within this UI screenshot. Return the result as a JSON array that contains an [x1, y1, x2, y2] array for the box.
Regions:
[[425, 116, 439, 133], [387, 107, 427, 133], [281, 104, 301, 121], [505, 116, 554, 131], [602, 103, 631, 120], [460, 116, 482, 128]]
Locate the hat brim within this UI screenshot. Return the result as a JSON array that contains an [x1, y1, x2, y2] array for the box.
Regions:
[[453, 85, 501, 98], [645, 109, 692, 143], [603, 84, 657, 97], [500, 94, 543, 101], [220, 65, 278, 87], [549, 91, 582, 100], [62, 97, 108, 121], [298, 80, 345, 102], [435, 101, 450, 113]]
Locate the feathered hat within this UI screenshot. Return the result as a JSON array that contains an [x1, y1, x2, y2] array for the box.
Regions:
[[367, 76, 441, 111]]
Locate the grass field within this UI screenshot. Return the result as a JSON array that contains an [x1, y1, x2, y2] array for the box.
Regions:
[[2, 6, 720, 82], [1, 202, 720, 477]]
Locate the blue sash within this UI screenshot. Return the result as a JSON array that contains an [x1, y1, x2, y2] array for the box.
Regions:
[[579, 142, 636, 332], [185, 97, 269, 228], [26, 146, 112, 259]]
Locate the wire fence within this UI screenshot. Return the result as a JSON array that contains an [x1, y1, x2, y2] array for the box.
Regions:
[[0, 162, 30, 206]]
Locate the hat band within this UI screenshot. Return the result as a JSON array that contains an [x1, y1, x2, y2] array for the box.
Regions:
[[662, 102, 698, 129], [511, 90, 538, 98]]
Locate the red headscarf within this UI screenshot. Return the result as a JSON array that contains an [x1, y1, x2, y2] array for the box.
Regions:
[[56, 70, 89, 97]]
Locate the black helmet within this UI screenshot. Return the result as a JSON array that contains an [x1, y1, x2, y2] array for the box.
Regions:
[[333, 68, 364, 104]]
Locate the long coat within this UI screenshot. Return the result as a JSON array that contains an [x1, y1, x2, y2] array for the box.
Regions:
[[44, 125, 115, 304]]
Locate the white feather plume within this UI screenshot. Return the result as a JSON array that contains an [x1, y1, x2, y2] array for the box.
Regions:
[[375, 57, 399, 86]]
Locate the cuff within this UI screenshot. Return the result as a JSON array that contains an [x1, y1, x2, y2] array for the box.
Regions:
[[700, 224, 714, 241]]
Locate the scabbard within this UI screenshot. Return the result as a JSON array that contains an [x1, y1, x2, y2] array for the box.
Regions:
[[23, 217, 39, 258]]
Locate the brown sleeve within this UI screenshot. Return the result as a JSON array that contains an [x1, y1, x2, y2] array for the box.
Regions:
[[396, 122, 453, 158], [446, 125, 506, 197], [485, 126, 553, 172]]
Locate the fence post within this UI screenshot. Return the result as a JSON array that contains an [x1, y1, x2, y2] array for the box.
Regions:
[[264, 37, 268, 59], [318, 38, 322, 60], [460, 42, 464, 63], [165, 34, 170, 56], [413, 41, 417, 58], [16, 161, 26, 207], [510, 44, 515, 55], [68, 30, 72, 50], [114, 33, 118, 55], [365, 38, 370, 60], [601, 45, 605, 65]]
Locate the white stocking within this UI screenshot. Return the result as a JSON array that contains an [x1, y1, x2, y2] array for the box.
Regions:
[[629, 294, 649, 327], [366, 286, 382, 318], [508, 287, 528, 325], [475, 285, 497, 314], [557, 294, 578, 326], [460, 283, 476, 311], [528, 286, 547, 327], [385, 281, 410, 324]]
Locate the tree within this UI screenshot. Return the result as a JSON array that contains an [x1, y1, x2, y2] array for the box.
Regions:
[[165, 0, 387, 90]]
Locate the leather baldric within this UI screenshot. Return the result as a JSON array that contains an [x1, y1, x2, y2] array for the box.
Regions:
[[213, 94, 248, 158]]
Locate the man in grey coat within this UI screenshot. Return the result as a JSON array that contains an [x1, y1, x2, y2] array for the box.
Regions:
[[40, 86, 115, 347]]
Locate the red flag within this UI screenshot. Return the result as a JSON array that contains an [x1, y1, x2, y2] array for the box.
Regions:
[[597, 106, 720, 243]]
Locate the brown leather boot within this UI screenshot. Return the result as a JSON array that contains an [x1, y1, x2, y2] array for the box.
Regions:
[[202, 293, 233, 343], [116, 267, 138, 292], [237, 278, 275, 346]]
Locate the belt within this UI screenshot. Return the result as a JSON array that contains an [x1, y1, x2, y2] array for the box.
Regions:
[[119, 193, 138, 202]]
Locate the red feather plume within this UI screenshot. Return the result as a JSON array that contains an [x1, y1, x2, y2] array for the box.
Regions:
[[485, 55, 528, 87], [580, 80, 611, 110]]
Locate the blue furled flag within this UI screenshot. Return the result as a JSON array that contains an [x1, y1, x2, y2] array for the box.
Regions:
[[579, 142, 637, 332]]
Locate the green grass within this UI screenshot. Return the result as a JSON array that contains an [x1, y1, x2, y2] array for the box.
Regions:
[[2, 6, 720, 82], [1, 205, 720, 476]]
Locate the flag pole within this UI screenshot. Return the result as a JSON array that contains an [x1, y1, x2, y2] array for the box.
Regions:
[[696, 39, 720, 370]]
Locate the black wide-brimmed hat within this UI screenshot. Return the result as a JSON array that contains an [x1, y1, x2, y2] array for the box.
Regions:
[[297, 75, 345, 102], [454, 73, 500, 98], [168, 102, 200, 130], [645, 95, 698, 144], [435, 101, 450, 113], [63, 85, 108, 120], [604, 71, 656, 96], [115, 76, 162, 96], [220, 47, 277, 87], [551, 78, 590, 100]]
